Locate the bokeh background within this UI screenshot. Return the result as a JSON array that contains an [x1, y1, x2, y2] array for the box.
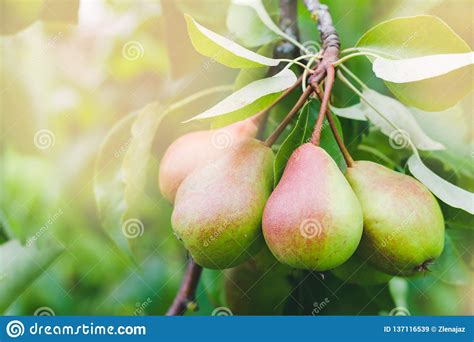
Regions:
[[1, 0, 473, 316]]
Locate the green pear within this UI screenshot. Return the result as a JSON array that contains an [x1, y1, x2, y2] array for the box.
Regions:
[[331, 253, 392, 286], [262, 143, 363, 271], [224, 245, 292, 315], [345, 161, 445, 276], [172, 139, 274, 269], [159, 118, 259, 203]]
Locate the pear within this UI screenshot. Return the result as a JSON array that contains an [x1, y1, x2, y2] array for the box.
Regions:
[[345, 161, 445, 276], [262, 143, 363, 271], [331, 253, 392, 286], [225, 245, 292, 315], [172, 139, 274, 269], [159, 117, 259, 203]]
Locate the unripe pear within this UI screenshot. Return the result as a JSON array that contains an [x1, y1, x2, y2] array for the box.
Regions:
[[345, 161, 445, 276], [263, 143, 363, 271], [331, 253, 392, 286], [225, 246, 292, 315], [172, 139, 274, 269], [159, 117, 259, 203]]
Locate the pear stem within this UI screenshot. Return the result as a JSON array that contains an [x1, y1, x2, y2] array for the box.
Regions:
[[264, 85, 314, 147], [313, 84, 354, 167], [310, 64, 335, 146], [166, 258, 203, 316]]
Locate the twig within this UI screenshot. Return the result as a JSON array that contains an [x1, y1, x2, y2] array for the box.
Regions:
[[166, 259, 203, 316], [313, 84, 354, 167], [310, 64, 335, 145], [264, 85, 314, 147]]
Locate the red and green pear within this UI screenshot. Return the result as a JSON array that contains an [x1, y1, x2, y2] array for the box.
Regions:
[[263, 143, 363, 271], [172, 139, 274, 269], [331, 253, 392, 286], [159, 117, 259, 203], [345, 161, 445, 276]]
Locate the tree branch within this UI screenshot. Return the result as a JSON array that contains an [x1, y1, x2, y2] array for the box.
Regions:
[[166, 258, 203, 316], [304, 1, 340, 86], [275, 0, 299, 60], [260, 0, 300, 138]]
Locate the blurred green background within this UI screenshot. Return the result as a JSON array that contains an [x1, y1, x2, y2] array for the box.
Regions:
[[1, 0, 472, 316]]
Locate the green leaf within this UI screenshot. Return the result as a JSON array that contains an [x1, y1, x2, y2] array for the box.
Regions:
[[430, 231, 470, 286], [184, 14, 280, 68], [121, 103, 171, 258], [185, 69, 297, 126], [304, 101, 346, 171], [284, 272, 394, 315], [200, 269, 226, 307], [273, 104, 310, 185], [357, 15, 472, 111], [0, 209, 14, 243], [410, 94, 474, 162], [233, 0, 304, 53], [94, 112, 138, 256], [442, 204, 474, 231], [226, 2, 277, 48], [330, 103, 367, 121], [388, 277, 409, 309], [0, 240, 63, 313], [407, 154, 474, 214], [373, 52, 474, 83], [233, 43, 275, 90], [360, 88, 445, 151], [122, 103, 165, 213]]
